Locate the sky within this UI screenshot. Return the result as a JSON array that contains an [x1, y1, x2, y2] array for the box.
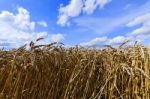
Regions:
[[0, 0, 150, 48]]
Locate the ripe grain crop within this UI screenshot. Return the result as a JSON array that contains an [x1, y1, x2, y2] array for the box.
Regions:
[[0, 39, 150, 99]]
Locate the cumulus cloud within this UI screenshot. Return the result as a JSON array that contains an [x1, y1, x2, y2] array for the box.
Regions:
[[38, 21, 48, 27], [0, 7, 35, 31], [57, 0, 112, 26], [0, 7, 64, 48], [83, 0, 97, 14], [57, 0, 84, 26]]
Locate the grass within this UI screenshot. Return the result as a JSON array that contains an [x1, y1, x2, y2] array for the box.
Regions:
[[0, 40, 150, 99]]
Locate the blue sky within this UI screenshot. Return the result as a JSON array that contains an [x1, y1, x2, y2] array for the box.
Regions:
[[0, 0, 150, 48]]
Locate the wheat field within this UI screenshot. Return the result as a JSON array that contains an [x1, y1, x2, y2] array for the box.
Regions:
[[0, 40, 150, 99]]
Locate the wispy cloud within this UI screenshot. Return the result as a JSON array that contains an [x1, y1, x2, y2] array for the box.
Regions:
[[74, 17, 127, 35], [38, 21, 48, 28], [74, 1, 150, 35], [125, 12, 150, 44], [80, 36, 132, 47], [123, 4, 132, 10], [127, 13, 150, 36], [79, 1, 150, 47]]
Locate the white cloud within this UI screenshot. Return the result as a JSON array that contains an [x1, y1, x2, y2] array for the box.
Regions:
[[83, 0, 112, 14], [96, 0, 112, 8], [16, 7, 35, 31], [33, 33, 65, 46], [108, 36, 131, 45], [80, 36, 132, 47], [80, 11, 150, 47], [0, 7, 64, 48], [49, 34, 65, 42], [57, 0, 112, 26], [80, 37, 108, 47], [127, 13, 150, 36], [73, 1, 150, 35], [0, 7, 35, 31], [57, 0, 84, 26], [38, 21, 48, 27], [83, 0, 97, 14]]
